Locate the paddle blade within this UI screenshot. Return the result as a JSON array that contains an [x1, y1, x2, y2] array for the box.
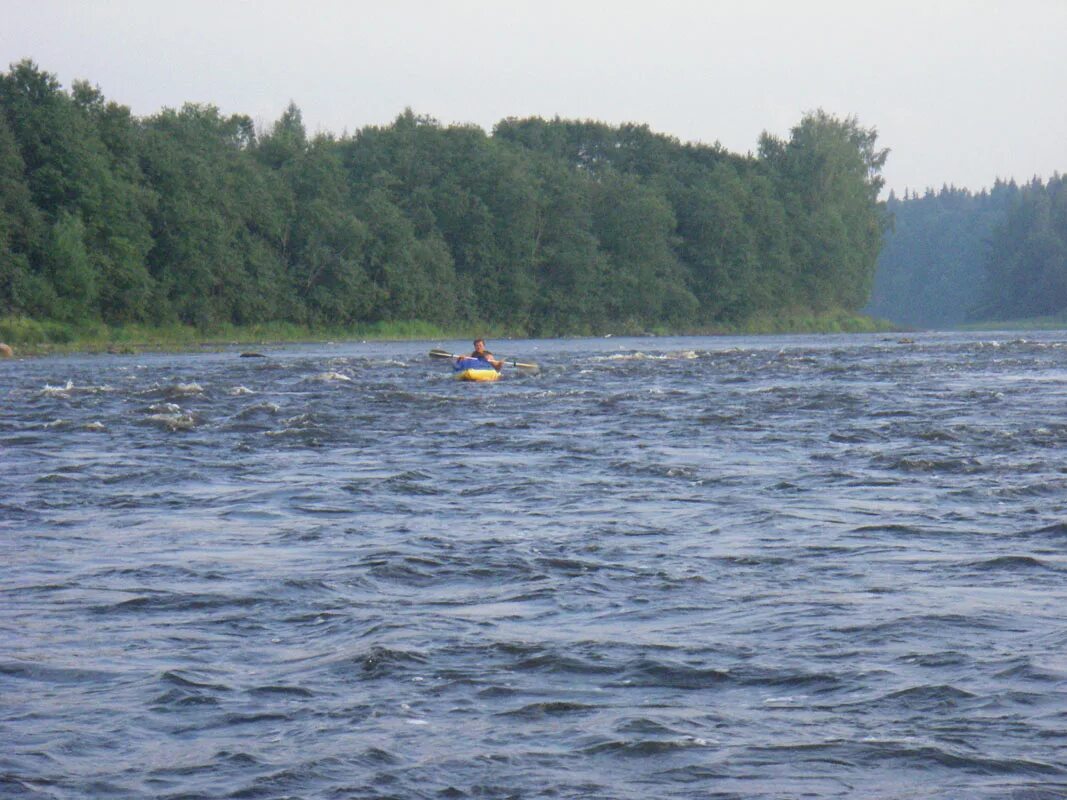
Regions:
[[429, 349, 456, 360]]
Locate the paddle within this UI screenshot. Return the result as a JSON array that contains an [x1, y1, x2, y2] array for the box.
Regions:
[[429, 348, 540, 372]]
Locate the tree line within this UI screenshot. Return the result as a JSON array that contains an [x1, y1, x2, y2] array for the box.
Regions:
[[1, 60, 889, 336], [866, 177, 1067, 328]]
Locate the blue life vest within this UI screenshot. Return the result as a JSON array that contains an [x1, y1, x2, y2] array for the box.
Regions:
[[453, 356, 494, 372]]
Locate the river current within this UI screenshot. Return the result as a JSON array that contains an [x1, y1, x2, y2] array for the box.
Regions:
[[2, 332, 1067, 799]]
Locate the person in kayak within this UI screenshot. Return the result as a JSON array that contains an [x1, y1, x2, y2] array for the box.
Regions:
[[462, 339, 503, 371]]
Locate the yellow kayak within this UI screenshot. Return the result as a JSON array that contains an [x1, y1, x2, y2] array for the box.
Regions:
[[429, 349, 538, 380], [455, 366, 501, 382]]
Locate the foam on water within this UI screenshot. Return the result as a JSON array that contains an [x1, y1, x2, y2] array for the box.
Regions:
[[2, 332, 1067, 799]]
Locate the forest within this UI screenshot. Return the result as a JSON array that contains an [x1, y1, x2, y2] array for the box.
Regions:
[[867, 176, 1067, 328], [0, 59, 890, 341]]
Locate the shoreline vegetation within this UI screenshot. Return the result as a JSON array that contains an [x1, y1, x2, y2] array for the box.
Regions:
[[864, 178, 1067, 329], [4, 61, 1063, 352], [2, 61, 891, 352], [1, 311, 897, 357], [954, 312, 1067, 332]]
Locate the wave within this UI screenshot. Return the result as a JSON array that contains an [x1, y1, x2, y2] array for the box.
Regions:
[[233, 401, 281, 418], [247, 684, 315, 698], [967, 555, 1053, 571], [607, 657, 731, 690], [308, 371, 352, 383], [159, 670, 233, 692], [90, 592, 265, 615], [874, 684, 977, 709], [498, 701, 598, 718], [1020, 522, 1067, 538], [157, 381, 204, 398], [145, 411, 197, 431], [39, 380, 114, 398], [0, 660, 119, 684], [748, 738, 1064, 776], [580, 736, 715, 756], [347, 646, 429, 679]]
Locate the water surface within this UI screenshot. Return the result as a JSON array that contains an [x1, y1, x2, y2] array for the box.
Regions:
[[3, 332, 1067, 798]]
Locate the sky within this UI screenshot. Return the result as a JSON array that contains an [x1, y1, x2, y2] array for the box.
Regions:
[[1, 0, 1064, 196]]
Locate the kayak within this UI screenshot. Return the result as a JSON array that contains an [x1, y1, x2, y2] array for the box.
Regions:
[[455, 367, 500, 382], [453, 357, 501, 382], [429, 348, 539, 379]]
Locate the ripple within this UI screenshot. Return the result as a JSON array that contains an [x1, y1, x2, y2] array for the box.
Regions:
[[0, 660, 120, 685], [5, 332, 1067, 799]]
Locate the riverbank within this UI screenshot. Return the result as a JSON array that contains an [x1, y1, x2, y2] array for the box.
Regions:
[[0, 310, 896, 357], [0, 317, 514, 358], [954, 312, 1067, 332]]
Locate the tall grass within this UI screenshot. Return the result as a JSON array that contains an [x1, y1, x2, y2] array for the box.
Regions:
[[0, 309, 897, 356], [0, 315, 524, 354], [955, 313, 1067, 332], [687, 310, 896, 336]]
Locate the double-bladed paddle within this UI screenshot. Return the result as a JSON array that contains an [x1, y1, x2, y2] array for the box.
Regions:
[[429, 348, 540, 372]]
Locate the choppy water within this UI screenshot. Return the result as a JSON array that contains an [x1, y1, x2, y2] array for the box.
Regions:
[[3, 332, 1067, 799]]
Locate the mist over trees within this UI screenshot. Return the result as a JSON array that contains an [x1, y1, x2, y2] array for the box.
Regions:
[[867, 177, 1067, 328], [979, 175, 1067, 320], [0, 60, 891, 335], [866, 184, 1016, 327]]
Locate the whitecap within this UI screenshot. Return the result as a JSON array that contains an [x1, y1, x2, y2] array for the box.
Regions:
[[601, 351, 692, 361], [763, 695, 808, 706], [146, 413, 197, 431], [41, 380, 74, 397], [39, 380, 116, 398], [229, 385, 255, 396], [83, 421, 106, 432], [310, 371, 352, 383], [232, 402, 282, 423], [265, 428, 301, 437], [688, 737, 717, 746], [243, 402, 280, 414]]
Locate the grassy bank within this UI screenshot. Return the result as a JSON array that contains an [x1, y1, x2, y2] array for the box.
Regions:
[[955, 313, 1067, 332], [0, 316, 517, 356], [0, 310, 897, 357], [710, 309, 897, 335]]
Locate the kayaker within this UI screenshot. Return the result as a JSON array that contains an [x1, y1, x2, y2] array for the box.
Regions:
[[464, 339, 503, 371]]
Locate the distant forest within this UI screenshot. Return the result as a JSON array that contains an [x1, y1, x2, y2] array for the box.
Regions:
[[867, 176, 1067, 328], [0, 59, 889, 336]]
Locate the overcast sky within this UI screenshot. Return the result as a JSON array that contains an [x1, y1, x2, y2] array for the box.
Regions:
[[2, 0, 1064, 195]]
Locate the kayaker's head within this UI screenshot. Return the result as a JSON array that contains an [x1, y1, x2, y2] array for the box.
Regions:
[[472, 339, 487, 355]]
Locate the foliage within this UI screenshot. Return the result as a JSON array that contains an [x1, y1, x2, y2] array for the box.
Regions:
[[979, 175, 1067, 320], [868, 177, 1066, 328], [1, 60, 890, 337], [866, 183, 1018, 327]]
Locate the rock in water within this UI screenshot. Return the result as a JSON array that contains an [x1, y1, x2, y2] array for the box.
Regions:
[[0, 343, 13, 358]]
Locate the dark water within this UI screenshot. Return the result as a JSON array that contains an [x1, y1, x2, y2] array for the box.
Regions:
[[3, 332, 1067, 799]]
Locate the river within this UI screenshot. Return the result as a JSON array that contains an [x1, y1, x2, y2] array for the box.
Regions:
[[2, 332, 1066, 799]]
